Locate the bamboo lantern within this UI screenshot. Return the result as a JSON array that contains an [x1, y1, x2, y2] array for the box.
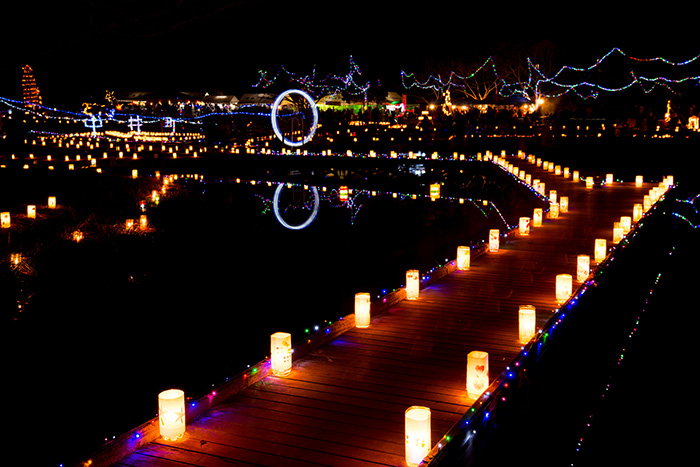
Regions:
[[466, 350, 489, 399], [559, 196, 568, 213], [595, 238, 607, 262], [633, 203, 643, 222], [158, 389, 186, 441], [533, 208, 543, 227], [556, 274, 572, 304], [489, 229, 499, 252], [613, 222, 623, 243], [405, 406, 431, 467], [1, 212, 10, 228], [518, 305, 536, 345], [430, 183, 440, 201], [457, 246, 470, 270], [519, 217, 530, 236], [636, 175, 643, 187], [271, 332, 292, 376], [48, 196, 57, 209], [406, 269, 420, 300], [354, 293, 371, 328], [577, 255, 590, 282], [27, 205, 36, 219], [620, 216, 632, 234], [549, 202, 559, 219]]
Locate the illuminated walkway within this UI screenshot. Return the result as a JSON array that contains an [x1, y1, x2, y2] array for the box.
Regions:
[[101, 153, 663, 467]]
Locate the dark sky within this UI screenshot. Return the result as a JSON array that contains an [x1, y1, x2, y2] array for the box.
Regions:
[[2, 1, 698, 108]]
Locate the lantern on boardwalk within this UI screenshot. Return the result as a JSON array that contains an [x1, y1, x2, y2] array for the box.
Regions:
[[533, 208, 543, 227], [466, 350, 489, 399], [405, 406, 431, 467], [643, 195, 652, 212], [613, 222, 623, 243], [140, 214, 148, 229], [560, 196, 568, 213], [577, 255, 590, 282], [27, 205, 36, 219], [158, 389, 186, 441], [595, 239, 607, 262], [406, 269, 420, 300], [556, 274, 572, 304], [636, 175, 644, 187], [271, 332, 292, 376], [586, 177, 594, 189], [1, 212, 10, 228], [132, 169, 138, 179], [354, 293, 371, 328], [549, 190, 557, 203], [549, 202, 559, 219], [457, 246, 470, 270], [605, 173, 614, 185], [620, 216, 631, 234], [430, 183, 440, 201], [633, 203, 643, 222], [518, 305, 536, 345], [489, 229, 499, 252], [48, 196, 57, 209], [519, 217, 530, 236]]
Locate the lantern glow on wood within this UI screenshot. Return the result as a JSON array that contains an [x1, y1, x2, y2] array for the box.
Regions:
[[158, 389, 186, 441], [1, 212, 10, 228], [457, 246, 470, 270], [271, 332, 292, 376], [533, 208, 542, 227], [354, 293, 371, 328], [577, 255, 590, 282], [466, 350, 489, 399], [518, 305, 536, 345], [406, 269, 420, 300], [405, 406, 431, 467], [595, 238, 607, 262], [489, 229, 499, 252], [556, 274, 572, 304], [519, 217, 530, 236]]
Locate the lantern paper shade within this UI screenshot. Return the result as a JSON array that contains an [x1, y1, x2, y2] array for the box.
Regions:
[[519, 217, 530, 236], [533, 208, 542, 227], [466, 350, 489, 399], [1, 212, 9, 228], [489, 229, 499, 252], [620, 216, 631, 234], [556, 274, 572, 304], [586, 177, 594, 189], [636, 175, 643, 187], [405, 406, 431, 467], [27, 205, 36, 218], [406, 269, 420, 300], [595, 239, 607, 262], [271, 332, 292, 376], [48, 196, 56, 209], [430, 183, 440, 200], [457, 246, 470, 270], [549, 202, 559, 219], [158, 389, 185, 441], [577, 255, 590, 282], [518, 305, 536, 345], [560, 196, 568, 213], [633, 204, 643, 222], [613, 223, 623, 243], [354, 293, 371, 328]]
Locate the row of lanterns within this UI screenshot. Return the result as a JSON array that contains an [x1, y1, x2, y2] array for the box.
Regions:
[[1, 196, 57, 228]]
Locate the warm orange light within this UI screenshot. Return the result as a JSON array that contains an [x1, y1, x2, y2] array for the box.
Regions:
[[635, 175, 643, 187], [271, 332, 292, 376], [518, 305, 536, 345], [1, 212, 10, 228], [457, 246, 470, 270], [489, 229, 499, 252], [559, 196, 568, 213], [27, 205, 36, 219], [406, 269, 420, 300], [466, 350, 489, 399], [339, 186, 349, 202], [430, 183, 440, 201], [556, 274, 572, 304], [595, 238, 607, 262], [140, 214, 148, 229], [405, 406, 431, 467], [158, 389, 186, 441], [48, 196, 57, 209], [354, 293, 371, 328], [533, 208, 542, 227], [577, 255, 590, 282], [633, 203, 643, 222], [519, 217, 530, 236]]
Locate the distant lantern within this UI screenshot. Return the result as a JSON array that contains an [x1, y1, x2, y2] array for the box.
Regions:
[[125, 219, 134, 230], [559, 196, 569, 213], [1, 212, 10, 228], [643, 195, 652, 212], [556, 274, 572, 304], [549, 202, 559, 219], [489, 229, 499, 252], [466, 350, 489, 399], [457, 246, 470, 270], [140, 214, 148, 229], [72, 230, 83, 242], [633, 203, 643, 222], [354, 293, 371, 328], [564, 167, 570, 178], [636, 175, 644, 187], [48, 196, 56, 209], [339, 186, 349, 202], [605, 173, 614, 185], [594, 238, 607, 263], [620, 216, 632, 234], [519, 217, 530, 236], [533, 208, 543, 227], [271, 332, 292, 376], [27, 205, 36, 219], [572, 170, 580, 182], [613, 222, 623, 243], [406, 269, 420, 300], [158, 389, 186, 441], [132, 169, 138, 178], [430, 183, 440, 200], [577, 255, 590, 282], [549, 189, 557, 203], [405, 406, 431, 467], [586, 176, 594, 189], [518, 305, 536, 345]]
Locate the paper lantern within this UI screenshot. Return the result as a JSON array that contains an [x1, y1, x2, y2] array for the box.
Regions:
[[635, 175, 643, 187], [158, 389, 186, 441], [457, 246, 470, 270], [549, 202, 559, 219], [560, 196, 568, 213], [466, 350, 489, 399], [613, 223, 623, 243], [633, 203, 643, 222], [605, 173, 614, 185], [132, 169, 138, 179], [556, 274, 572, 304], [354, 293, 371, 328], [271, 332, 292, 376], [620, 216, 632, 234], [549, 190, 557, 203], [489, 229, 499, 252], [595, 239, 607, 262], [518, 305, 536, 345], [533, 208, 542, 227], [430, 183, 440, 200], [519, 217, 530, 236], [48, 196, 56, 209], [27, 205, 36, 218], [577, 255, 590, 282], [406, 269, 420, 300], [573, 170, 579, 182], [405, 406, 431, 467], [643, 195, 652, 211], [586, 177, 594, 189], [0, 212, 10, 228], [140, 214, 148, 229]]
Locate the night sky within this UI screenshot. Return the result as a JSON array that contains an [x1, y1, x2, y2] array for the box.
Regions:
[[2, 1, 698, 107]]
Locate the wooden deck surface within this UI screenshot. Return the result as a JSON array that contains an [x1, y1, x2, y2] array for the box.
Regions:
[[112, 155, 656, 467]]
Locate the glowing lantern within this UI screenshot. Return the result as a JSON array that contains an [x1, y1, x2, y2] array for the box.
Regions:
[[132, 169, 138, 179], [549, 190, 557, 203], [595, 239, 607, 262], [605, 173, 613, 185], [457, 246, 470, 270], [271, 332, 292, 376], [140, 214, 148, 229], [72, 230, 83, 242], [633, 203, 643, 222], [577, 255, 590, 282], [1, 212, 10, 228], [643, 195, 652, 212], [519, 217, 530, 236], [620, 216, 631, 234], [406, 269, 420, 300], [613, 222, 623, 243], [339, 186, 349, 202], [556, 274, 572, 304], [354, 293, 371, 328], [158, 389, 186, 441], [466, 350, 489, 399], [586, 177, 594, 189], [559, 196, 568, 213], [430, 183, 440, 200], [518, 305, 536, 345], [549, 202, 559, 219], [635, 175, 643, 187], [489, 229, 499, 252], [48, 196, 56, 209], [405, 406, 431, 467], [125, 219, 134, 230], [533, 208, 542, 227], [573, 170, 579, 181], [27, 205, 36, 219]]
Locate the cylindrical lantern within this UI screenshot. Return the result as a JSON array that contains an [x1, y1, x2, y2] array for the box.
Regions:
[[559, 196, 568, 213], [405, 406, 431, 467], [577, 255, 590, 282], [406, 269, 420, 300], [620, 216, 631, 234], [48, 196, 57, 209], [158, 389, 186, 441], [549, 189, 557, 203], [556, 274, 572, 304], [633, 203, 643, 222], [489, 229, 499, 252], [533, 208, 542, 227], [549, 202, 559, 219], [1, 212, 10, 228], [457, 246, 470, 270], [586, 176, 594, 189], [605, 173, 614, 185], [354, 293, 371, 328], [573, 170, 580, 181], [271, 332, 292, 376], [594, 238, 607, 262], [613, 222, 623, 243], [635, 175, 643, 187], [466, 350, 489, 399], [27, 205, 36, 219], [518, 305, 536, 345], [430, 183, 440, 201], [132, 169, 138, 179], [140, 214, 148, 229], [339, 186, 349, 203], [519, 217, 530, 236], [643, 195, 652, 212]]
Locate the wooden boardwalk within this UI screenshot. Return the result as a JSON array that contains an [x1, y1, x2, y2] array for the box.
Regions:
[[108, 154, 661, 467]]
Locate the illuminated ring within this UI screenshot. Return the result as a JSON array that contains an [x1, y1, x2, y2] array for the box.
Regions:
[[270, 89, 318, 147], [273, 184, 320, 230]]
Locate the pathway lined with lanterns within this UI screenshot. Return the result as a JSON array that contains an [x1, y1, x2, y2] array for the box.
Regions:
[[104, 152, 668, 467]]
